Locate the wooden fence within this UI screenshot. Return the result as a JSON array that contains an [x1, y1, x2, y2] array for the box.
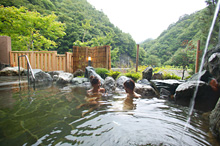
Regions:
[[73, 45, 111, 72], [10, 51, 73, 72], [9, 46, 111, 73]]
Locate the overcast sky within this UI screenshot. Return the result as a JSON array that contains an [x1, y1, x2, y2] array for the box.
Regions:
[[87, 0, 207, 43]]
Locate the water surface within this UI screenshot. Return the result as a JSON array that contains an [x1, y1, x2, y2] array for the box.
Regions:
[[0, 80, 219, 146]]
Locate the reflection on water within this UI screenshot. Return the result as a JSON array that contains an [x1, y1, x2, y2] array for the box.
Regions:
[[0, 82, 219, 146]]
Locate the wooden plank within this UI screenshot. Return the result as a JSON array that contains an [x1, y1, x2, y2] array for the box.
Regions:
[[106, 46, 108, 69], [44, 53, 47, 71], [37, 53, 40, 68], [52, 52, 56, 71], [41, 53, 43, 70], [22, 53, 25, 68], [47, 53, 50, 71], [65, 52, 68, 72], [63, 56, 65, 71]]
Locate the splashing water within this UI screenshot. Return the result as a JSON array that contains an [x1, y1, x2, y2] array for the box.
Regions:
[[182, 0, 220, 133]]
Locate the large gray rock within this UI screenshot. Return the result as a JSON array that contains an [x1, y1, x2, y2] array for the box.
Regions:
[[71, 77, 88, 85], [73, 69, 84, 77], [210, 99, 220, 139], [84, 66, 104, 85], [174, 81, 219, 111], [31, 69, 53, 82], [151, 79, 183, 95], [152, 72, 163, 80], [116, 76, 130, 89], [142, 67, 153, 81], [160, 88, 172, 100], [56, 72, 73, 84], [138, 79, 159, 94], [204, 45, 220, 84], [135, 83, 158, 98], [0, 66, 26, 76], [206, 53, 220, 83], [187, 70, 212, 83], [48, 71, 64, 78], [103, 77, 116, 93], [137, 79, 151, 85]]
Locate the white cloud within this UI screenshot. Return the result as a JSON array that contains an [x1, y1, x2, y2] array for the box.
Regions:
[[87, 0, 207, 43]]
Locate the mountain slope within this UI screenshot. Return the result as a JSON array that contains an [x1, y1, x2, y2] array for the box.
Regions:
[[0, 0, 136, 67], [140, 7, 219, 66]]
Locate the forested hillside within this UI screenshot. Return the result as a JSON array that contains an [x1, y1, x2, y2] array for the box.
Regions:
[[0, 0, 136, 67], [140, 2, 220, 69], [1, 0, 219, 69]]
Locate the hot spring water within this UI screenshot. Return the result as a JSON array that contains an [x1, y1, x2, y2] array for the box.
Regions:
[[1, 2, 220, 145], [0, 77, 219, 145]]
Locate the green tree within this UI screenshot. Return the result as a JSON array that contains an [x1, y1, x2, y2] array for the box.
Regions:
[[144, 55, 161, 67], [0, 6, 66, 51], [82, 19, 93, 42], [169, 48, 195, 79]]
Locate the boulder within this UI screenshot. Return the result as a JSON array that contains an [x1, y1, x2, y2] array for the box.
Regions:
[[0, 63, 9, 70], [174, 81, 219, 111], [31, 69, 53, 82], [71, 77, 88, 85], [160, 88, 172, 100], [210, 99, 220, 139], [84, 66, 104, 85], [151, 79, 183, 95], [0, 66, 26, 76], [187, 70, 212, 83], [206, 53, 220, 83], [135, 83, 158, 98], [204, 45, 220, 84], [116, 76, 130, 89], [137, 79, 151, 85], [103, 77, 116, 93], [56, 72, 73, 84], [138, 79, 159, 94], [142, 67, 153, 81], [152, 72, 163, 80], [73, 69, 84, 77], [48, 71, 64, 78]]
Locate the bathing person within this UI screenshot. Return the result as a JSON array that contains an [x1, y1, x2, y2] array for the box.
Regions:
[[87, 75, 105, 94], [77, 75, 105, 116], [123, 79, 141, 110], [124, 79, 141, 98]]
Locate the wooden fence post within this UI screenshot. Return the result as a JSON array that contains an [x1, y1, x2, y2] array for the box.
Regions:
[[195, 40, 200, 73], [106, 46, 109, 69], [136, 44, 139, 72]]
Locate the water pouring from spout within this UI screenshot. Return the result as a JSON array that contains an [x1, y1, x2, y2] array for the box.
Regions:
[[184, 0, 220, 131]]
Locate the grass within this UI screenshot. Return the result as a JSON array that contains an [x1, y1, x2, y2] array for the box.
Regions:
[[123, 65, 192, 80]]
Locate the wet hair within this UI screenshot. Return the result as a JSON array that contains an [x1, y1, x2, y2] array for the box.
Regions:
[[124, 79, 135, 91], [90, 75, 99, 85]]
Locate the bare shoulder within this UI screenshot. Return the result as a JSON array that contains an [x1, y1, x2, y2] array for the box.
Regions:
[[99, 88, 105, 93]]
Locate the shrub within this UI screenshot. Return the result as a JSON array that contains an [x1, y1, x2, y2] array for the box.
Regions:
[[125, 72, 141, 82], [95, 68, 109, 79], [162, 73, 181, 80], [185, 75, 191, 80], [106, 70, 121, 80]]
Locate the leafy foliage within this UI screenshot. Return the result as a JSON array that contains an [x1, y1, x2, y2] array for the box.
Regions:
[[106, 70, 121, 80], [125, 72, 141, 82], [140, 6, 220, 69], [0, 0, 137, 65], [162, 73, 181, 80], [95, 68, 109, 79], [0, 6, 66, 51]]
